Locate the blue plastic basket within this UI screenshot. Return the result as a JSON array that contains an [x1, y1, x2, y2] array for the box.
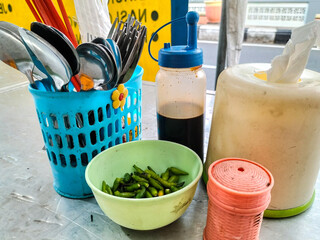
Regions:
[[29, 66, 143, 198]]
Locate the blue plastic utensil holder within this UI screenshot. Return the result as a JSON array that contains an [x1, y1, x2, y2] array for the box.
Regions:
[[29, 66, 143, 199]]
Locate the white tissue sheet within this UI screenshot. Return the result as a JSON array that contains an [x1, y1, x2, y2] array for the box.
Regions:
[[74, 0, 111, 43], [267, 20, 320, 83]]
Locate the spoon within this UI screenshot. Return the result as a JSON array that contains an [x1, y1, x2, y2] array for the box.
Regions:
[[30, 22, 80, 76], [92, 37, 110, 47], [92, 37, 121, 87], [106, 38, 122, 82], [96, 42, 119, 89], [76, 42, 116, 90], [19, 28, 73, 91], [0, 22, 52, 87], [0, 21, 21, 39]]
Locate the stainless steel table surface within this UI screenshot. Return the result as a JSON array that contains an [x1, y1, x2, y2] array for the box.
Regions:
[[0, 62, 319, 239]]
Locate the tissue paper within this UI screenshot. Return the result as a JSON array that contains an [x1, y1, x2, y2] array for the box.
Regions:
[[267, 20, 320, 83], [74, 0, 111, 43]]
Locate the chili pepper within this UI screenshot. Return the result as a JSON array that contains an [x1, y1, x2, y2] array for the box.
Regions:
[[123, 173, 132, 183], [148, 187, 158, 197], [114, 191, 135, 198], [135, 186, 146, 198], [112, 178, 122, 192], [170, 186, 180, 192], [104, 165, 187, 198], [133, 164, 144, 174], [137, 172, 151, 179], [165, 188, 171, 194], [138, 181, 149, 188], [102, 180, 107, 193], [119, 184, 125, 193], [132, 174, 148, 182], [144, 169, 159, 179], [105, 183, 113, 195], [169, 167, 188, 176], [147, 166, 157, 174], [168, 175, 180, 183], [149, 178, 164, 190], [158, 189, 164, 196], [119, 179, 127, 185], [158, 178, 178, 188], [145, 190, 153, 198], [145, 169, 178, 188], [161, 168, 170, 181], [124, 183, 141, 192], [145, 169, 159, 178]]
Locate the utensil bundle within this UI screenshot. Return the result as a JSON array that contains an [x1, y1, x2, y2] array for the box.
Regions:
[[109, 15, 147, 84], [0, 15, 146, 92], [0, 21, 72, 92], [25, 0, 81, 91]]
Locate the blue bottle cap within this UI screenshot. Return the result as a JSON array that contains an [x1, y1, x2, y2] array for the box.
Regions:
[[158, 11, 203, 68]]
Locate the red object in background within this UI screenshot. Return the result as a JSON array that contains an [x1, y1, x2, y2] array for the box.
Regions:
[[25, 0, 81, 91], [25, 0, 42, 22], [57, 0, 78, 48], [32, 0, 54, 26], [43, 0, 71, 41], [205, 1, 222, 23], [198, 14, 208, 25]]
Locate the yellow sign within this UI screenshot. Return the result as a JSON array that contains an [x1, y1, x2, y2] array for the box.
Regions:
[[0, 0, 81, 43], [0, 0, 172, 82], [108, 0, 172, 82]]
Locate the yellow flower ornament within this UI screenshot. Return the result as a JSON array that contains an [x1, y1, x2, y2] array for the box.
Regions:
[[112, 84, 128, 109]]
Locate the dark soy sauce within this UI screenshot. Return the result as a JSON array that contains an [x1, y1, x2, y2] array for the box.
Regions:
[[157, 102, 204, 160]]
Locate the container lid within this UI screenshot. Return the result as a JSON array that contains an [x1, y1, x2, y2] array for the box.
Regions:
[[207, 158, 274, 213], [158, 12, 203, 68], [212, 159, 272, 193]]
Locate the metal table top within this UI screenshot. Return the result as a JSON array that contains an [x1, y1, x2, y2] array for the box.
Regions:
[[0, 62, 319, 239]]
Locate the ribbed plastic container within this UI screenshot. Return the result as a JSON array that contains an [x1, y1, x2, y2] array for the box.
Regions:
[[29, 66, 143, 199], [204, 158, 274, 240]]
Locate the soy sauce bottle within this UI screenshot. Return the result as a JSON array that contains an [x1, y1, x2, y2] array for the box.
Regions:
[[152, 12, 206, 160]]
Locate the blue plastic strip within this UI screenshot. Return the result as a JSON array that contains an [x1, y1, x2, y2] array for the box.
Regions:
[[148, 16, 185, 62], [171, 0, 188, 45]]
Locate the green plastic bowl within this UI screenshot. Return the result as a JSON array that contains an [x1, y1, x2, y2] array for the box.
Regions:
[[85, 140, 203, 230]]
